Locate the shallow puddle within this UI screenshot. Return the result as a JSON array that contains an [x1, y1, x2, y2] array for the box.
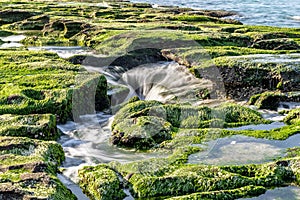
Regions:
[[240, 186, 300, 200], [0, 35, 26, 48], [188, 133, 300, 165]]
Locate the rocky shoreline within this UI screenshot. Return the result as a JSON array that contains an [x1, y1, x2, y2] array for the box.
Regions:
[[0, 0, 300, 199]]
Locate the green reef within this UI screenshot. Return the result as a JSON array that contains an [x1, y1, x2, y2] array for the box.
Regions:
[[0, 136, 76, 199], [0, 0, 299, 199]]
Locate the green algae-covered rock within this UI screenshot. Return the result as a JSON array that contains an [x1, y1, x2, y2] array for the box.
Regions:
[[7, 14, 50, 30], [249, 91, 300, 110], [284, 108, 300, 125], [79, 152, 299, 199], [251, 38, 300, 50], [78, 164, 126, 200], [111, 100, 267, 149], [111, 116, 172, 149], [249, 91, 283, 110], [0, 114, 58, 140], [0, 136, 75, 199], [0, 50, 109, 123], [211, 54, 300, 99], [0, 10, 38, 25]]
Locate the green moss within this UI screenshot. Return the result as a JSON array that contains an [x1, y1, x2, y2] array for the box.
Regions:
[[112, 101, 268, 149], [112, 116, 172, 149], [284, 108, 300, 125], [96, 146, 300, 199], [0, 50, 109, 123], [111, 100, 163, 129], [78, 164, 126, 200], [0, 136, 74, 199], [249, 91, 300, 110], [0, 114, 58, 140]]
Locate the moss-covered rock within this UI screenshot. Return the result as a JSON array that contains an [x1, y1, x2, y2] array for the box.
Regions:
[[78, 164, 126, 200], [7, 14, 50, 30], [111, 116, 172, 149], [284, 108, 300, 125], [111, 100, 268, 149], [251, 38, 300, 50], [81, 152, 299, 199], [249, 91, 300, 110], [0, 50, 109, 123], [0, 136, 75, 199], [0, 10, 39, 25], [0, 114, 58, 140], [210, 54, 300, 99]]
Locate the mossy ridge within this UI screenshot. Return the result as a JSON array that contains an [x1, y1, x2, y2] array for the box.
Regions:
[[284, 108, 300, 125], [0, 114, 58, 140], [249, 91, 300, 110], [111, 100, 268, 149], [0, 49, 109, 123], [0, 136, 75, 199], [82, 149, 300, 199], [161, 123, 300, 150]]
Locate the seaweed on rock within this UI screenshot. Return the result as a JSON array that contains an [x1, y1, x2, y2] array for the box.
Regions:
[[0, 136, 75, 199]]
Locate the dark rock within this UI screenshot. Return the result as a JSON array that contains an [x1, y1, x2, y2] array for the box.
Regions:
[[43, 19, 91, 39], [10, 15, 50, 30], [276, 160, 289, 167], [251, 38, 300, 50], [0, 10, 38, 25], [0, 183, 27, 200]]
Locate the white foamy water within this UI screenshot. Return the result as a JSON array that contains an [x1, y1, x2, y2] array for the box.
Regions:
[[0, 35, 26, 48], [86, 61, 215, 105], [292, 16, 300, 21], [57, 113, 168, 182], [28, 46, 95, 58], [0, 35, 26, 42]]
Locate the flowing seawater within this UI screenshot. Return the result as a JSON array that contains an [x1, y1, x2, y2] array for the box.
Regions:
[[132, 0, 300, 27]]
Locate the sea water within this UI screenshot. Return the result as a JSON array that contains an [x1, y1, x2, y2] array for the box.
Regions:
[[132, 0, 300, 27]]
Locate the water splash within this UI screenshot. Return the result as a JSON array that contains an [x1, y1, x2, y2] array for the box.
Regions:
[[86, 61, 214, 105]]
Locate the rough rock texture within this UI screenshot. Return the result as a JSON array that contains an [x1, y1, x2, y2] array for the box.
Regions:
[[0, 136, 75, 199], [0, 114, 58, 140], [111, 100, 267, 149], [78, 165, 126, 200]]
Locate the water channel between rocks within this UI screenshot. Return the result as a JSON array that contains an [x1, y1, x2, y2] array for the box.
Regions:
[[25, 45, 300, 199]]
